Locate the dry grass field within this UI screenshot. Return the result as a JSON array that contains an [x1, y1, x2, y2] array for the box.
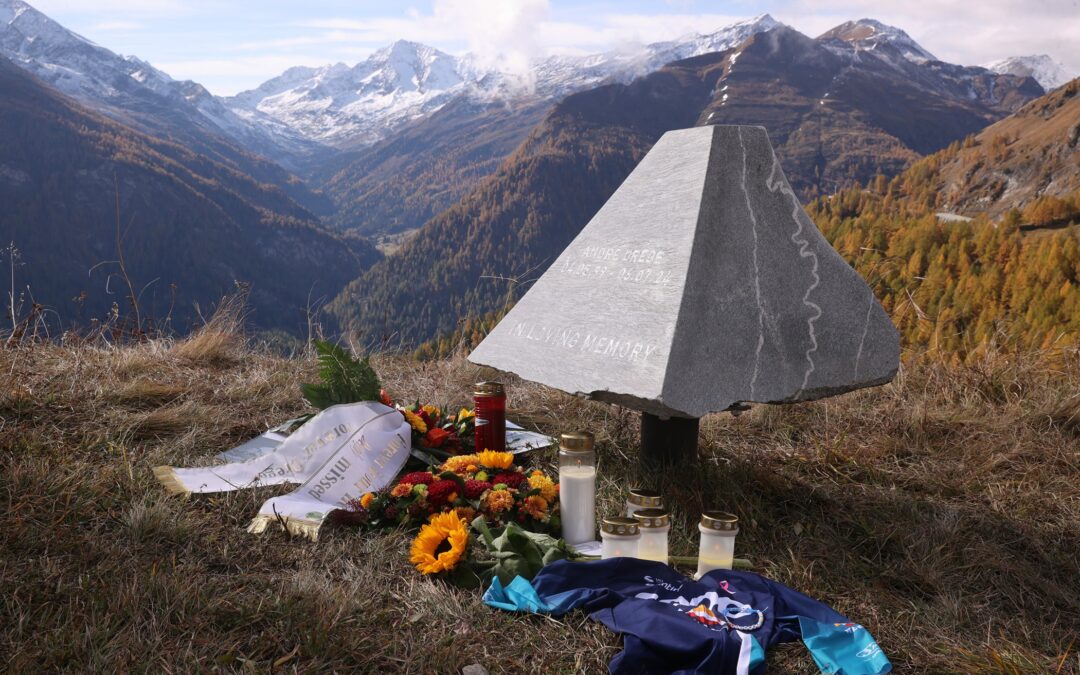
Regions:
[[2, 319, 1078, 673]]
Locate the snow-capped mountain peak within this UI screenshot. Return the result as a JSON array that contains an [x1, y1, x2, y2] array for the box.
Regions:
[[360, 39, 462, 93], [0, 0, 321, 164], [818, 18, 937, 63], [983, 54, 1074, 91]]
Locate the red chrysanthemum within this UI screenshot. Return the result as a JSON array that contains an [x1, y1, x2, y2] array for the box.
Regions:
[[464, 479, 492, 499], [399, 472, 435, 486], [491, 471, 526, 489], [427, 479, 458, 507]]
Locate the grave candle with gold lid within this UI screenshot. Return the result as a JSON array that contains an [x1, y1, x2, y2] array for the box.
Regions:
[[632, 508, 670, 563], [600, 516, 640, 559], [696, 511, 739, 578], [626, 487, 662, 517], [558, 431, 596, 545]]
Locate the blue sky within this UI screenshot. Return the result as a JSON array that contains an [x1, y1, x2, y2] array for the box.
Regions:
[[30, 0, 1080, 95]]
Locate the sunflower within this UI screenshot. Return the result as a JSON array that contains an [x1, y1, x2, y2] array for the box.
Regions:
[[410, 513, 469, 574], [528, 471, 558, 501], [402, 409, 427, 434], [441, 454, 478, 474], [476, 450, 514, 470]]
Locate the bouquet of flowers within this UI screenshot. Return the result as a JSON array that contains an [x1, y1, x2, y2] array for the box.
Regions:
[[382, 390, 477, 457], [349, 450, 560, 534]]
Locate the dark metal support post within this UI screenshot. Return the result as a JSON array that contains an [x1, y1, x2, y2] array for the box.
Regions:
[[640, 412, 699, 465]]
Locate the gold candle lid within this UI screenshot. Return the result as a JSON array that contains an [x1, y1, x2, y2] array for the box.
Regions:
[[700, 511, 739, 531], [628, 487, 662, 507], [474, 381, 505, 397], [601, 516, 639, 536], [560, 431, 595, 452], [633, 508, 670, 528]]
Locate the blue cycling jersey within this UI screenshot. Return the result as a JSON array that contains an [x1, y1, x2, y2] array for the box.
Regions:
[[485, 558, 891, 675]]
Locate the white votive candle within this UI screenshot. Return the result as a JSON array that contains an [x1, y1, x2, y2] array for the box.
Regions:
[[626, 487, 662, 517], [633, 508, 670, 564], [601, 517, 640, 559], [559, 431, 596, 546], [696, 511, 739, 579]]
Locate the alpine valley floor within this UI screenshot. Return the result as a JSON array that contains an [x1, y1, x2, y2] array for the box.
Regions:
[[1, 321, 1078, 672]]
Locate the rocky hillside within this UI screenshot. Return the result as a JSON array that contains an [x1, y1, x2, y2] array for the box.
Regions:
[[930, 78, 1080, 218], [314, 97, 551, 237], [0, 56, 379, 334]]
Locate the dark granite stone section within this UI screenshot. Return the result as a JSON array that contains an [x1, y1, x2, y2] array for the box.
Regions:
[[469, 125, 899, 418]]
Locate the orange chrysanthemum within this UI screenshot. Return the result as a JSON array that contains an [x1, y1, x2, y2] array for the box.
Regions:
[[410, 513, 469, 575], [453, 506, 477, 522], [359, 492, 375, 509], [391, 483, 413, 498], [522, 495, 549, 520], [484, 489, 514, 514]]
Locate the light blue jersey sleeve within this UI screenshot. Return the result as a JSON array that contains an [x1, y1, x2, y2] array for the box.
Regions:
[[797, 617, 892, 675]]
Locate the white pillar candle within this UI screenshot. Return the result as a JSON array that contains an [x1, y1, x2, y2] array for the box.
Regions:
[[559, 465, 596, 545], [559, 431, 597, 546], [695, 511, 739, 579]]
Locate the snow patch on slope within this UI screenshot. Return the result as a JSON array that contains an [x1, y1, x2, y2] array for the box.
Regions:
[[983, 55, 1073, 91]]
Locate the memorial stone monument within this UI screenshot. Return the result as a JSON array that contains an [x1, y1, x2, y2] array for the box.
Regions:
[[468, 125, 900, 464]]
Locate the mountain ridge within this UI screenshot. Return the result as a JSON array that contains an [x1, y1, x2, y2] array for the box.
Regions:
[[326, 25, 1044, 346], [0, 54, 379, 333]]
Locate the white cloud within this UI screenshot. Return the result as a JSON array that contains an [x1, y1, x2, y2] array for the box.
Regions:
[[430, 0, 549, 85], [157, 54, 359, 95], [88, 21, 144, 32], [32, 0, 188, 14]]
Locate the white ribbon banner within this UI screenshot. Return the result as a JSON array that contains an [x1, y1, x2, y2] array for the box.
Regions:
[[154, 402, 411, 540]]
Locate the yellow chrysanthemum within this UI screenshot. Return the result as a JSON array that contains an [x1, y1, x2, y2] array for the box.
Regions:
[[403, 409, 427, 434], [422, 404, 442, 418], [410, 513, 469, 575], [359, 492, 375, 509], [485, 489, 514, 514], [441, 454, 478, 474], [528, 472, 558, 501], [476, 450, 514, 470], [522, 495, 549, 520]]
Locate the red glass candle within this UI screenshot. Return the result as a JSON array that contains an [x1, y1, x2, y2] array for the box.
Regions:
[[474, 381, 506, 452]]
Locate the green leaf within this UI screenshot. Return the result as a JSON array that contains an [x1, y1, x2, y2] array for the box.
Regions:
[[469, 518, 572, 585], [301, 340, 382, 410]]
